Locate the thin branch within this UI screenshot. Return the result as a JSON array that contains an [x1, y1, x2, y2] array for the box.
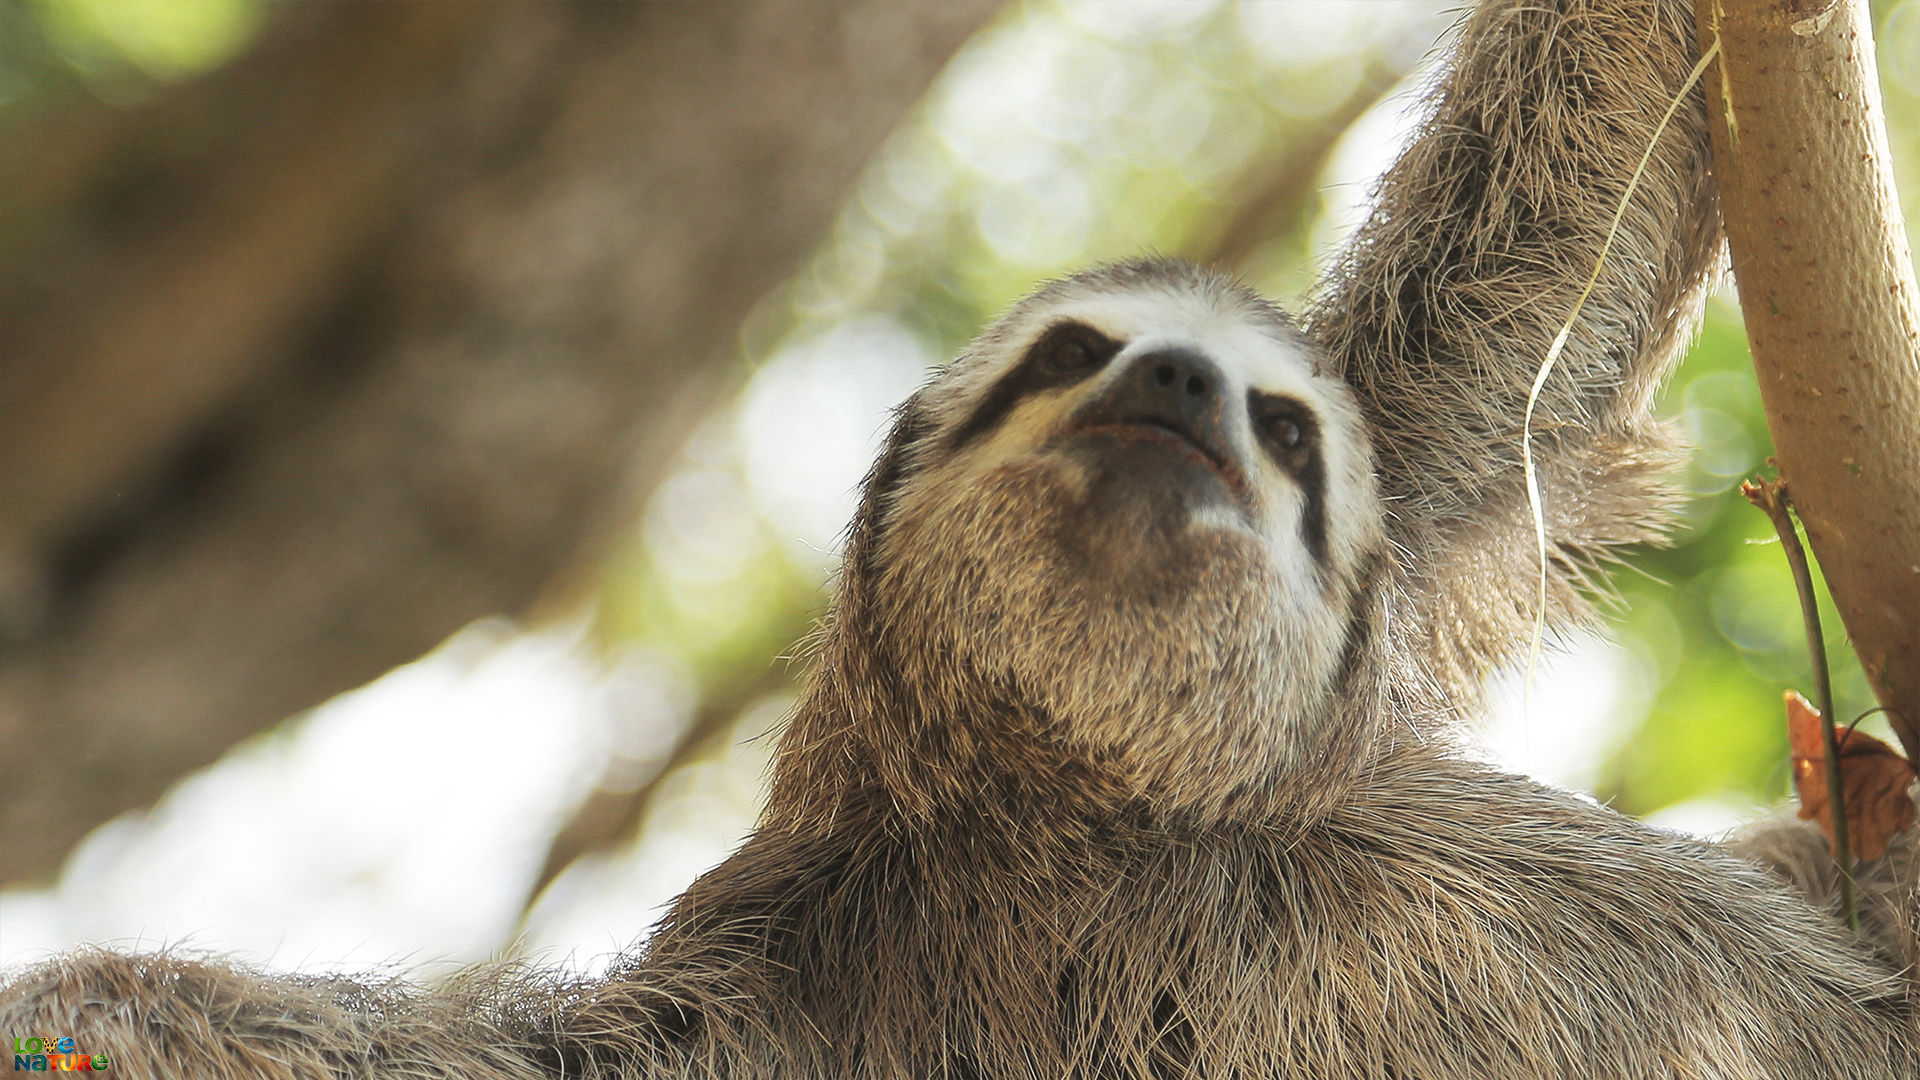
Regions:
[[1199, 50, 1419, 270], [515, 655, 800, 927], [1744, 476, 1857, 931]]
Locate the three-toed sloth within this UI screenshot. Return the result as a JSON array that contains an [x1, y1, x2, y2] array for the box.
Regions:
[[7, 0, 1917, 1075]]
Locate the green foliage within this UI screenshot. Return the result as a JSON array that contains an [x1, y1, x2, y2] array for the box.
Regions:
[[1602, 304, 1890, 816], [594, 426, 825, 699], [1603, 306, 1790, 812], [27, 0, 259, 84]]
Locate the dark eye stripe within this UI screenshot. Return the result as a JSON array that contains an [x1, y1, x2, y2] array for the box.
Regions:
[[946, 321, 1124, 452], [1249, 390, 1327, 565]]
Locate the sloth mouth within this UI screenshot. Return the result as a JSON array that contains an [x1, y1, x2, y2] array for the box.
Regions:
[[1071, 417, 1250, 501]]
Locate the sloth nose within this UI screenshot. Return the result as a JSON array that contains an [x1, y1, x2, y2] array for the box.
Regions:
[[1149, 352, 1215, 400], [1117, 347, 1226, 435]]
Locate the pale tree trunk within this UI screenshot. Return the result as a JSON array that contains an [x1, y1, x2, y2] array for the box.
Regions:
[[1696, 0, 1920, 757], [0, 1, 994, 886]]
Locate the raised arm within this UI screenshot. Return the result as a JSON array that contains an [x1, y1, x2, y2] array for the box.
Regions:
[[1306, 0, 1719, 711]]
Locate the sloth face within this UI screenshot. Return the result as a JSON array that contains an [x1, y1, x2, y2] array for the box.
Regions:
[[870, 260, 1384, 809]]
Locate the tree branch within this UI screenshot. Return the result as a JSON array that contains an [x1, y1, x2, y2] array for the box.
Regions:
[[0, 1, 995, 887], [1697, 0, 1920, 759], [1197, 52, 1416, 271]]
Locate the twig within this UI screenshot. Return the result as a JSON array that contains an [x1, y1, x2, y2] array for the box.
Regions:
[[1743, 476, 1857, 931]]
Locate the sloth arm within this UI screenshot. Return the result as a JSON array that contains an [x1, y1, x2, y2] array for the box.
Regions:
[[0, 948, 543, 1080], [1305, 0, 1719, 712]]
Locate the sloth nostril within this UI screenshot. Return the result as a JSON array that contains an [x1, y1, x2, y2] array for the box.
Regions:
[[1127, 349, 1223, 416]]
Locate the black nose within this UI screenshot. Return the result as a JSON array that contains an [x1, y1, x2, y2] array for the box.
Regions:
[[1148, 351, 1216, 399], [1111, 347, 1226, 439]]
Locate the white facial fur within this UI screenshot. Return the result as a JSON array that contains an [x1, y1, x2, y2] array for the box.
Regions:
[[872, 262, 1385, 810], [935, 284, 1373, 588]]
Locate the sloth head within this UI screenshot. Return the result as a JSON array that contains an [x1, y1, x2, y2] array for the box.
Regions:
[[828, 259, 1387, 816]]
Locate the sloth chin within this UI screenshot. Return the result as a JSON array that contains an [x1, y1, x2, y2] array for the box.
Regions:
[[1043, 431, 1260, 597], [877, 449, 1329, 809], [884, 435, 1281, 645]]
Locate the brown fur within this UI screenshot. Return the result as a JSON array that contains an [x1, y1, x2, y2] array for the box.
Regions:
[[7, 0, 1916, 1076]]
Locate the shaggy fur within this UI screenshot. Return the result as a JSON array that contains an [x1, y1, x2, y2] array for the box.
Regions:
[[7, 0, 1917, 1076], [1308, 0, 1719, 717]]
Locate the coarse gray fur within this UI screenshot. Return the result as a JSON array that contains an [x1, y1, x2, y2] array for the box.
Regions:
[[1308, 0, 1720, 718], [1731, 793, 1920, 968], [6, 0, 1917, 1076]]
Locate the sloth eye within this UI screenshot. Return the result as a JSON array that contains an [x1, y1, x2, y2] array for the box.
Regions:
[[1268, 417, 1304, 449], [1045, 334, 1100, 372], [946, 321, 1122, 452], [1249, 392, 1319, 471], [1025, 321, 1120, 381]]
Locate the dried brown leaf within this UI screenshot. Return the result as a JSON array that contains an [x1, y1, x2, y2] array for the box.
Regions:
[[1788, 690, 1916, 861]]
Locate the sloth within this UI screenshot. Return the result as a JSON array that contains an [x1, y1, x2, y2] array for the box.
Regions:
[[6, 0, 1917, 1076], [534, 261, 1915, 1078]]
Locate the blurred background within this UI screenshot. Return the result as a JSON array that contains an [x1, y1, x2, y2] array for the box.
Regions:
[[2, 0, 1918, 979]]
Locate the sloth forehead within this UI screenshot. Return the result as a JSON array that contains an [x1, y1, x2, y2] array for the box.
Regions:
[[1045, 291, 1317, 393], [935, 276, 1329, 419]]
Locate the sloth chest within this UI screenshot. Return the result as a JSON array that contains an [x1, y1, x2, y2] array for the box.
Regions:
[[647, 833, 1805, 1079]]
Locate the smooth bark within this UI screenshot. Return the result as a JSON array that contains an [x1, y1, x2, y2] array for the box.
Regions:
[[1698, 0, 1920, 757]]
